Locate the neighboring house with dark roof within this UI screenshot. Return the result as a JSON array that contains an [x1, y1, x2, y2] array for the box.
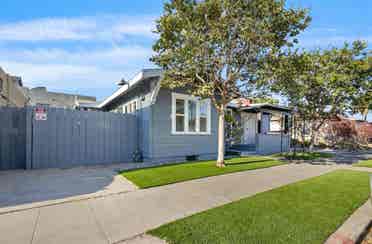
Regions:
[[226, 98, 292, 155], [24, 86, 96, 109], [0, 67, 28, 107], [99, 69, 291, 162]]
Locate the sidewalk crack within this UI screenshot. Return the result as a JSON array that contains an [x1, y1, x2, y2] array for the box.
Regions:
[[30, 208, 40, 244], [87, 200, 111, 244]]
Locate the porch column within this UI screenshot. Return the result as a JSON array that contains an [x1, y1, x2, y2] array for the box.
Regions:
[[261, 112, 270, 134]]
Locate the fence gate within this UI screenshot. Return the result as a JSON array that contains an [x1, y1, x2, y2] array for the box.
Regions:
[[30, 107, 137, 169], [0, 107, 27, 170], [0, 106, 137, 170]]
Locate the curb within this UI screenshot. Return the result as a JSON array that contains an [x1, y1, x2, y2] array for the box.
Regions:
[[325, 200, 372, 244], [0, 189, 134, 216]]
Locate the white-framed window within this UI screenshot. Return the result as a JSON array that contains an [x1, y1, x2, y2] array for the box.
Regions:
[[122, 100, 138, 114], [269, 113, 282, 132], [171, 92, 211, 135]]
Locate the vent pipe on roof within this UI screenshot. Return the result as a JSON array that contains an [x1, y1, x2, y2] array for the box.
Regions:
[[116, 78, 128, 86]]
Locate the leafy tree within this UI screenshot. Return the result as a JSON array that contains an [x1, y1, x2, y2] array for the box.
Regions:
[[252, 96, 279, 104], [265, 41, 371, 150], [152, 0, 310, 166], [351, 56, 372, 121]]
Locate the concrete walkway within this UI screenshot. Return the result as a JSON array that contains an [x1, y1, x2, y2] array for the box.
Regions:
[[0, 163, 338, 244]]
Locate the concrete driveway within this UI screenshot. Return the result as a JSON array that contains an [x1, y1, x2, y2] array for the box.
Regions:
[[0, 163, 338, 244], [0, 164, 137, 212]]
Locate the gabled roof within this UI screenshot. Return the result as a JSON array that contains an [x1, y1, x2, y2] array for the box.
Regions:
[[99, 69, 291, 113], [98, 69, 162, 109]]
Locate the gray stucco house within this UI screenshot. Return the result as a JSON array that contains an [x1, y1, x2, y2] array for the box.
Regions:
[[98, 69, 291, 162]]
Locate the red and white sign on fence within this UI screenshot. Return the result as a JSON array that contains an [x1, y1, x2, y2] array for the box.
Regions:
[[34, 107, 47, 121]]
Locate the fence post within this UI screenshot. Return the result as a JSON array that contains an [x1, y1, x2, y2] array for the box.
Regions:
[[25, 107, 33, 169]]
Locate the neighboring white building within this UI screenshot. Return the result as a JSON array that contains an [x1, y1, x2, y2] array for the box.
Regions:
[[24, 87, 96, 109]]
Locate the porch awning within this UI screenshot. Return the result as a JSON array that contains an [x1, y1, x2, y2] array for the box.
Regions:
[[231, 103, 292, 113]]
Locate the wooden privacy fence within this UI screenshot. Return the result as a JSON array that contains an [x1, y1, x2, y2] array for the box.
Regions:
[[0, 106, 137, 170], [0, 107, 27, 170]]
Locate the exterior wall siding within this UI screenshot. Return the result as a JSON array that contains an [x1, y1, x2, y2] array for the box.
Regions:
[[103, 78, 157, 160], [256, 134, 290, 154], [150, 88, 218, 161]]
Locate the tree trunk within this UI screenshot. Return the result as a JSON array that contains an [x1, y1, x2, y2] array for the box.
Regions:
[[292, 116, 297, 158], [216, 106, 226, 167], [301, 120, 306, 153], [309, 134, 315, 152], [309, 125, 318, 152]]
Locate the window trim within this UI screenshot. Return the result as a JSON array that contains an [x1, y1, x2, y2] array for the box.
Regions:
[[171, 92, 211, 135], [269, 113, 283, 133], [122, 99, 139, 114]]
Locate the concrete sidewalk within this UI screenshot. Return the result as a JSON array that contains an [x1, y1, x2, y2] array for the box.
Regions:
[[0, 163, 337, 244], [0, 165, 138, 213]]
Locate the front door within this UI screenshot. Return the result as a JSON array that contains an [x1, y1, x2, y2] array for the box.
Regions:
[[242, 113, 257, 145]]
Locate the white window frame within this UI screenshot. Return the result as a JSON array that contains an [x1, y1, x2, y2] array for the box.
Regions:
[[171, 92, 211, 135], [269, 113, 282, 133], [122, 99, 139, 114]]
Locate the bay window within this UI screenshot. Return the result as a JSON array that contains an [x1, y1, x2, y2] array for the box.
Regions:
[[172, 93, 211, 135]]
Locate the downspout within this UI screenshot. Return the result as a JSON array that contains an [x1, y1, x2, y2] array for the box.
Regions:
[[280, 114, 283, 153], [256, 112, 262, 154]]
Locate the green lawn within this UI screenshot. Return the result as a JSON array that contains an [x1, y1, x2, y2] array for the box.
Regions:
[[121, 156, 283, 188], [149, 170, 370, 244], [353, 159, 372, 168], [274, 151, 334, 160]]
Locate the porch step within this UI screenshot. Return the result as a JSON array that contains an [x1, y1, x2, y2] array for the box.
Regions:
[[228, 144, 257, 156], [240, 151, 258, 156], [227, 149, 257, 156]]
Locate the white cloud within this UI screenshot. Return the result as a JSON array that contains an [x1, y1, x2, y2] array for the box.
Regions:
[[0, 46, 153, 67], [0, 46, 156, 99], [1, 61, 119, 87], [297, 26, 372, 48], [0, 14, 159, 99], [0, 15, 157, 42], [298, 35, 372, 48], [0, 60, 147, 99]]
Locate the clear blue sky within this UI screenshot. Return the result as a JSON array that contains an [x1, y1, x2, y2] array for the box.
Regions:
[[0, 0, 371, 100]]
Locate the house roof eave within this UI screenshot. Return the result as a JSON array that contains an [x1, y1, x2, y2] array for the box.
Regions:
[[98, 69, 162, 109]]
